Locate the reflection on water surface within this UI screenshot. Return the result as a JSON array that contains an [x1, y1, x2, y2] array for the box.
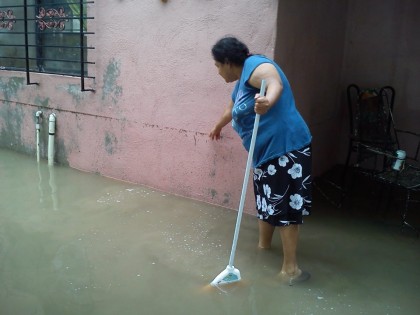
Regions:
[[0, 149, 419, 315]]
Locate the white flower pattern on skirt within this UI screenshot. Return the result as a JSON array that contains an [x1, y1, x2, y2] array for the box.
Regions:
[[253, 145, 312, 226], [288, 163, 302, 179], [263, 184, 271, 198], [289, 194, 303, 210], [278, 156, 289, 167], [267, 164, 277, 175]]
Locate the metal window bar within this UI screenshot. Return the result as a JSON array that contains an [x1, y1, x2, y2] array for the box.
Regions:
[[23, 0, 37, 86], [0, 0, 95, 92]]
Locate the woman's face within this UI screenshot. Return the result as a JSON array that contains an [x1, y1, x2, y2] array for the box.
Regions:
[[214, 61, 236, 83]]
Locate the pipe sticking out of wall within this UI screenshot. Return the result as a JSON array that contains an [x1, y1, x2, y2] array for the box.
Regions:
[[35, 111, 43, 162], [48, 113, 57, 166]]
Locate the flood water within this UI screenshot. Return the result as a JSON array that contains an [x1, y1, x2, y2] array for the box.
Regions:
[[1, 148, 419, 315]]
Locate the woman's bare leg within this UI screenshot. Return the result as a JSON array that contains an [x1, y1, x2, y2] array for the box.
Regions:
[[279, 224, 300, 275], [258, 220, 275, 249]]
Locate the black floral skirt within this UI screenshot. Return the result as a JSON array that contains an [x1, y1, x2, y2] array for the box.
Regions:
[[253, 144, 312, 226]]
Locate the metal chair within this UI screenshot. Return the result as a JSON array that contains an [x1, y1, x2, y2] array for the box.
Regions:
[[314, 84, 396, 208], [344, 84, 396, 172], [344, 84, 420, 235], [360, 132, 420, 236]]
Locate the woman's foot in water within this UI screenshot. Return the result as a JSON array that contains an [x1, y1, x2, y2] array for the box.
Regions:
[[278, 269, 311, 286]]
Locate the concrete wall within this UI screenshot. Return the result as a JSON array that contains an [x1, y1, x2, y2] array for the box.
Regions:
[[340, 0, 420, 159], [274, 0, 420, 173], [274, 0, 349, 174], [0, 0, 278, 213], [2, 0, 417, 213]]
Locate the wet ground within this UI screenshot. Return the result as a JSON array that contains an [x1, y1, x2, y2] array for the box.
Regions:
[[0, 148, 419, 315]]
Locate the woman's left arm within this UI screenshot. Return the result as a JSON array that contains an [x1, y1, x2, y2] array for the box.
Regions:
[[248, 63, 283, 115]]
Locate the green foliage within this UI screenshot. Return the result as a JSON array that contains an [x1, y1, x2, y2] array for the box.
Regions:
[[67, 2, 87, 31]]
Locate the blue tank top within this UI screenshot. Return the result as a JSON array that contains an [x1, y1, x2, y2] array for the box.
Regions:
[[231, 55, 311, 167]]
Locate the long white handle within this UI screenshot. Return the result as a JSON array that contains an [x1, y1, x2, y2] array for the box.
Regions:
[[228, 79, 266, 267]]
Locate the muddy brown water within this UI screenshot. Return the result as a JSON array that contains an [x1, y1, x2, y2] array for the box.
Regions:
[[1, 149, 419, 315]]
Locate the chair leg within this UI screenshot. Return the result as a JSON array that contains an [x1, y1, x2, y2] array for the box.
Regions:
[[342, 141, 354, 185], [313, 175, 344, 209], [375, 184, 385, 215], [401, 190, 419, 237], [339, 142, 356, 208], [379, 185, 393, 219]]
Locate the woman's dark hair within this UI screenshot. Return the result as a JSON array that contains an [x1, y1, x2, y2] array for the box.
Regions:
[[212, 36, 250, 66]]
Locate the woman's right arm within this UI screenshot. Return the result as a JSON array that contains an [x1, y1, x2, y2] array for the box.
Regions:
[[209, 100, 234, 140]]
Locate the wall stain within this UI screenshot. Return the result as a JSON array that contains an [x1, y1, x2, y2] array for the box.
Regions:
[[66, 84, 85, 104], [210, 189, 217, 199], [105, 131, 118, 155], [0, 102, 27, 153], [0, 77, 25, 101], [55, 138, 69, 166], [102, 58, 123, 105], [209, 168, 216, 177], [223, 192, 231, 205], [142, 123, 210, 138], [34, 96, 50, 108]]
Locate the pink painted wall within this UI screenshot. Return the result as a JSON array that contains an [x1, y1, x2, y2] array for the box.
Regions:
[[2, 0, 419, 213], [0, 0, 278, 213]]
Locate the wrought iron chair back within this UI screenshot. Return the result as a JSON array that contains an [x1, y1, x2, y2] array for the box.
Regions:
[[345, 84, 396, 172]]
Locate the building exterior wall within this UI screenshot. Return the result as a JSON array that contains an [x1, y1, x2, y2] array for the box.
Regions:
[[0, 0, 278, 213], [340, 0, 420, 158], [274, 0, 349, 174], [274, 0, 420, 174], [4, 0, 416, 213]]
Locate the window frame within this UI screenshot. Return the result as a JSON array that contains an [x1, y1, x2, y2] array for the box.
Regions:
[[0, 0, 95, 92]]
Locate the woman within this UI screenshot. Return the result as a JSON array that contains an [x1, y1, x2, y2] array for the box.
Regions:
[[209, 36, 312, 285]]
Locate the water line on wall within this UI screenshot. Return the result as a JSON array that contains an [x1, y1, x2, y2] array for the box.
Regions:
[[25, 102, 212, 138], [35, 110, 43, 162], [48, 113, 57, 166]]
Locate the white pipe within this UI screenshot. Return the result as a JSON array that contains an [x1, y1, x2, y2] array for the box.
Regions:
[[35, 111, 43, 162], [48, 113, 56, 166]]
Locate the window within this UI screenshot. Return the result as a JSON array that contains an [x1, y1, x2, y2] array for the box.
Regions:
[[0, 0, 95, 91]]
